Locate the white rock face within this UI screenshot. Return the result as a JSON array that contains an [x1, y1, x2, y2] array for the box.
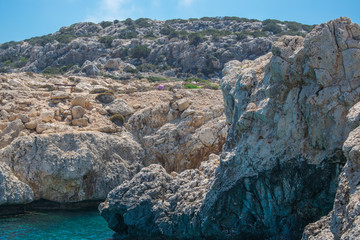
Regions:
[[0, 119, 25, 149], [0, 162, 34, 205], [0, 132, 144, 203]]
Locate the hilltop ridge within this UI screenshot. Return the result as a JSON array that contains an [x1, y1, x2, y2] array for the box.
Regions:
[[0, 17, 314, 80]]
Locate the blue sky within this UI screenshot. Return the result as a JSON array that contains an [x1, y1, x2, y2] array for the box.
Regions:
[[0, 0, 359, 43]]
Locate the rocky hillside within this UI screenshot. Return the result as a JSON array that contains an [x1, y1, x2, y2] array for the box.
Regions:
[[0, 72, 226, 208], [0, 17, 313, 80], [100, 17, 360, 240]]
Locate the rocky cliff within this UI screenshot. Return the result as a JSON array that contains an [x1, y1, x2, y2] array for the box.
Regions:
[[0, 17, 313, 80], [0, 72, 226, 209], [100, 17, 360, 239]]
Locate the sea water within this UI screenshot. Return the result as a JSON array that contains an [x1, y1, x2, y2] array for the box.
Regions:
[[0, 210, 113, 240]]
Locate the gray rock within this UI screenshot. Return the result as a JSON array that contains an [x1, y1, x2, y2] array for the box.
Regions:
[[0, 132, 145, 203], [0, 119, 25, 149], [100, 17, 360, 240], [0, 162, 34, 205], [106, 99, 134, 116]]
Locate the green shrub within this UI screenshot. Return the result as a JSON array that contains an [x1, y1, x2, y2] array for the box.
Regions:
[[136, 63, 157, 72], [185, 76, 208, 84], [124, 66, 138, 73], [42, 66, 61, 75], [0, 41, 19, 49], [13, 57, 28, 68], [184, 83, 201, 89], [109, 114, 125, 126], [0, 68, 8, 73], [160, 26, 173, 35], [118, 28, 138, 39], [123, 18, 134, 26], [188, 32, 204, 46], [205, 82, 220, 90], [130, 45, 151, 59], [135, 18, 150, 28], [114, 19, 120, 24], [144, 31, 157, 39], [165, 19, 187, 24], [147, 76, 167, 82], [99, 36, 115, 48], [262, 22, 282, 34], [100, 21, 113, 28]]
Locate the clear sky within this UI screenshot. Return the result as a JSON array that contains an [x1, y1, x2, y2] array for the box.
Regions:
[[0, 0, 359, 44]]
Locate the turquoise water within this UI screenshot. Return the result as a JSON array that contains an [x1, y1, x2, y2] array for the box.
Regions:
[[0, 210, 113, 240]]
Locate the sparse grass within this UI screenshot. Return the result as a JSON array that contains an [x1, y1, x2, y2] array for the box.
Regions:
[[147, 76, 167, 82], [184, 83, 201, 89]]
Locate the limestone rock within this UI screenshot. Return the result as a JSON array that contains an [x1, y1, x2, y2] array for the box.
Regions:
[[0, 162, 34, 205], [71, 106, 86, 119], [25, 120, 38, 130], [100, 154, 220, 239], [106, 99, 134, 116], [176, 99, 190, 111], [72, 117, 88, 127], [101, 18, 360, 240], [71, 96, 89, 108], [0, 132, 145, 203], [51, 91, 70, 100], [40, 110, 55, 122], [0, 119, 25, 149]]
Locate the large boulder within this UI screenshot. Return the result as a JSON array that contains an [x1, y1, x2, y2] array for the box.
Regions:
[[100, 18, 360, 239], [0, 132, 145, 203], [0, 119, 25, 149]]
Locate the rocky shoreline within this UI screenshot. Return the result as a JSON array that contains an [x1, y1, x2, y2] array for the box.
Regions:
[[1, 16, 360, 240]]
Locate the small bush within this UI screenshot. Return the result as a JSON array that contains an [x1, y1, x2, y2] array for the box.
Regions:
[[123, 18, 134, 26], [99, 36, 115, 48], [124, 66, 138, 73], [43, 66, 61, 75], [184, 83, 201, 89], [100, 21, 113, 28], [205, 82, 220, 90], [118, 29, 138, 39], [95, 91, 115, 104], [135, 18, 150, 28], [160, 26, 174, 35], [136, 63, 157, 72], [130, 45, 151, 59], [262, 22, 282, 34], [188, 32, 204, 46], [147, 76, 167, 82], [109, 114, 125, 126]]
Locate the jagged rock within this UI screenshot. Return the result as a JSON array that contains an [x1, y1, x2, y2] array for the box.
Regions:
[[100, 18, 360, 240], [106, 99, 134, 116], [71, 106, 86, 119], [302, 125, 360, 240], [0, 119, 25, 149], [0, 162, 34, 205], [82, 61, 100, 76], [0, 132, 144, 203], [100, 154, 220, 239], [176, 99, 190, 111]]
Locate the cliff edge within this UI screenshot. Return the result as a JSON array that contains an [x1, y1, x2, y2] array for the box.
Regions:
[[100, 17, 360, 239]]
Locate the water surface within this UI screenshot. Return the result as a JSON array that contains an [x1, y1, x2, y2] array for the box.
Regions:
[[0, 210, 113, 240]]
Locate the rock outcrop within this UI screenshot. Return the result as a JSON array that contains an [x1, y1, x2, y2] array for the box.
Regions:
[[0, 18, 313, 80], [0, 72, 227, 207], [0, 132, 144, 202], [100, 17, 360, 239]]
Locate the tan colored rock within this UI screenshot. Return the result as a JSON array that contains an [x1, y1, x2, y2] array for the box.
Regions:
[[71, 96, 89, 108], [40, 110, 55, 122], [50, 91, 70, 100], [71, 106, 86, 120], [72, 118, 88, 127], [176, 99, 190, 111], [25, 120, 38, 130], [36, 123, 50, 133]]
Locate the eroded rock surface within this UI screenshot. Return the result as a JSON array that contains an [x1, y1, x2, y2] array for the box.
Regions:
[[100, 17, 360, 239]]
